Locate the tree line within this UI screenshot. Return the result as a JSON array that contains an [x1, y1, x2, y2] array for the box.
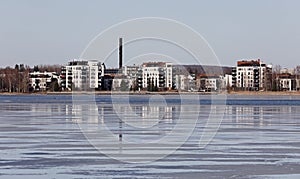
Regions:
[[0, 64, 61, 93], [0, 64, 30, 92]]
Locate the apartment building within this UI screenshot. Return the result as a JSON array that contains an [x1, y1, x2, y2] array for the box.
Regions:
[[232, 59, 272, 91], [61, 60, 105, 91], [140, 62, 173, 90]]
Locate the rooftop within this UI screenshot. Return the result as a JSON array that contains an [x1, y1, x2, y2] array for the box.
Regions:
[[237, 59, 262, 67], [142, 62, 170, 67]]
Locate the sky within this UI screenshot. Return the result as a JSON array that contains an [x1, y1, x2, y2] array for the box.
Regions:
[[0, 0, 299, 68]]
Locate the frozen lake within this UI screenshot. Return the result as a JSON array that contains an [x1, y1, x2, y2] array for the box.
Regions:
[[1, 94, 300, 178]]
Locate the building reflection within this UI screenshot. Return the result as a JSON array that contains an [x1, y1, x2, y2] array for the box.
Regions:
[[226, 105, 300, 127], [69, 103, 181, 142], [67, 103, 198, 125], [8, 101, 300, 137]]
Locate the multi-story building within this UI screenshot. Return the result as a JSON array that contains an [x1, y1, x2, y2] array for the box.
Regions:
[[196, 74, 221, 92], [232, 59, 272, 91], [62, 60, 105, 91], [278, 73, 295, 91], [29, 71, 59, 91], [140, 62, 173, 90]]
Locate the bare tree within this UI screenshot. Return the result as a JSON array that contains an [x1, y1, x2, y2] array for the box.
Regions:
[[272, 65, 281, 91]]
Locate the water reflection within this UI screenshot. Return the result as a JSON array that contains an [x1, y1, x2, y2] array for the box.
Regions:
[[2, 102, 300, 128], [71, 103, 181, 142], [70, 104, 178, 123], [226, 105, 300, 127], [2, 96, 300, 178]]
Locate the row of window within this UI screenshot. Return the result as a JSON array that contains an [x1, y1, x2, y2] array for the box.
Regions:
[[29, 83, 47, 87]]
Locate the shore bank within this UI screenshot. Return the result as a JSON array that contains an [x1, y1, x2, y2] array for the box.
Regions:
[[2, 91, 300, 96]]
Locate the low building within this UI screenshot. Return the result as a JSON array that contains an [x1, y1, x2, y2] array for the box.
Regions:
[[112, 74, 132, 91], [122, 65, 139, 79], [196, 74, 221, 92], [101, 68, 122, 91], [29, 71, 59, 91], [278, 73, 296, 91]]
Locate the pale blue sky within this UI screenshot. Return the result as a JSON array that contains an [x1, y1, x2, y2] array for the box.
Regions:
[[0, 0, 299, 68]]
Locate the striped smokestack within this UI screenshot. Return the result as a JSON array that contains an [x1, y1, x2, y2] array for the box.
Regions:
[[119, 38, 123, 69]]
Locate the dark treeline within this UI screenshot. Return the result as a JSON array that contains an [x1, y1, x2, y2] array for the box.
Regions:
[[33, 64, 62, 74], [0, 64, 30, 92]]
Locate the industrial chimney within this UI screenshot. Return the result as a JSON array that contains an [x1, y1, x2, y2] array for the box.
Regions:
[[119, 38, 123, 69]]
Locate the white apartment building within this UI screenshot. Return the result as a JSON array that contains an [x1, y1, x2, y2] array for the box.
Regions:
[[232, 59, 272, 91], [62, 60, 105, 91], [141, 62, 173, 90]]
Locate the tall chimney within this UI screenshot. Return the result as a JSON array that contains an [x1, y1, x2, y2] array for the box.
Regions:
[[119, 38, 123, 69]]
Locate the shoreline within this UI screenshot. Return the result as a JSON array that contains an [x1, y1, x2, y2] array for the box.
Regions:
[[2, 91, 300, 96]]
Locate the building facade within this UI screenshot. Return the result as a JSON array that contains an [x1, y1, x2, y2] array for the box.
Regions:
[[29, 71, 59, 91], [277, 73, 296, 91], [232, 59, 272, 91], [196, 74, 221, 92], [140, 62, 173, 90], [61, 60, 104, 91]]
